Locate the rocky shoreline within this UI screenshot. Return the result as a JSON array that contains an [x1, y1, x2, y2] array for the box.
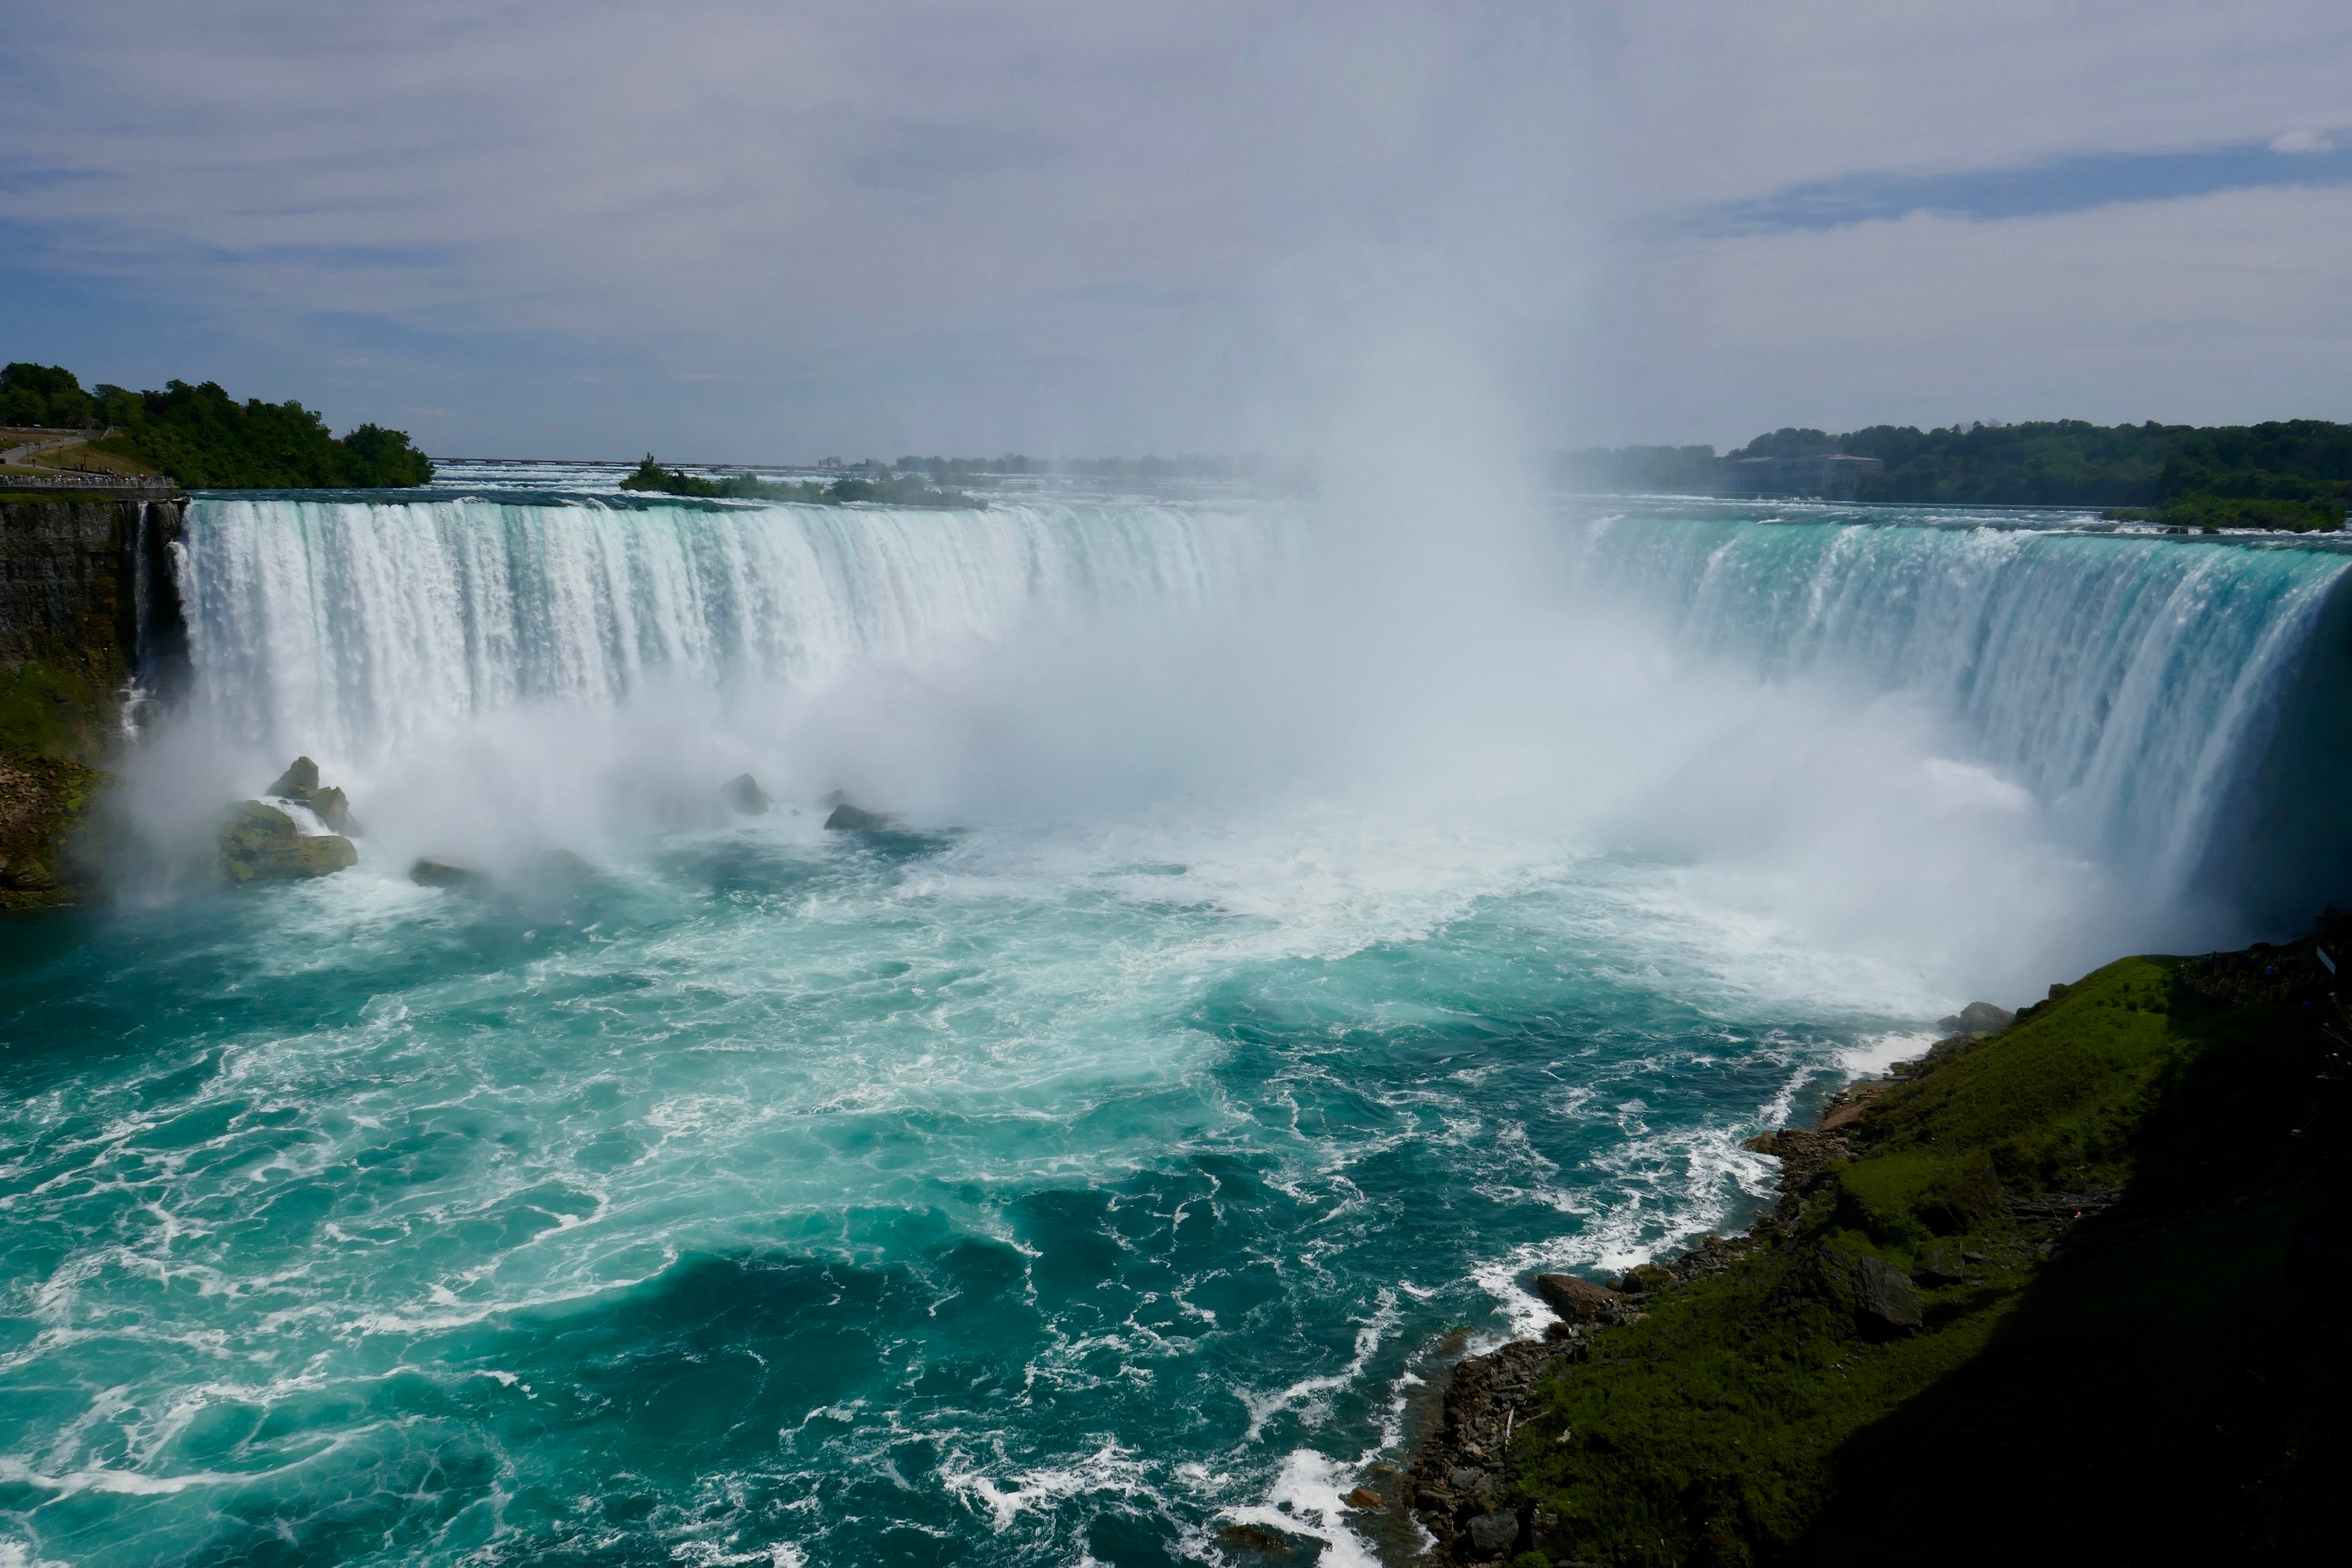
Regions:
[[1395, 1134, 1823, 1563], [1378, 938, 2349, 1564]]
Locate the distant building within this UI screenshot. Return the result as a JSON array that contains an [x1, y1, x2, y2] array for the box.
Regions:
[[1721, 451, 1883, 500]]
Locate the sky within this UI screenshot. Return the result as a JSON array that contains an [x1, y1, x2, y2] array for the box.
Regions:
[[1, 1, 2346, 462]]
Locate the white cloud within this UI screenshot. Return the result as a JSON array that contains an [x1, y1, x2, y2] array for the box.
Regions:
[[2270, 129, 2335, 153], [0, 2, 2346, 455]]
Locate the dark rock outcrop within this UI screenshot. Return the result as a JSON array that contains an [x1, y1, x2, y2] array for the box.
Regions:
[[265, 755, 360, 835], [1534, 1273, 1619, 1322], [1852, 1253, 1923, 1335], [2, 488, 187, 907], [723, 773, 770, 815], [1935, 1000, 2015, 1035], [823, 802, 895, 831], [0, 749, 99, 909], [220, 800, 357, 883], [1406, 1338, 1564, 1558], [1, 491, 187, 721], [411, 849, 593, 896], [1465, 1508, 1520, 1558]]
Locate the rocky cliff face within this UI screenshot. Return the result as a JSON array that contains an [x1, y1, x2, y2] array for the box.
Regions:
[[1, 486, 187, 907]]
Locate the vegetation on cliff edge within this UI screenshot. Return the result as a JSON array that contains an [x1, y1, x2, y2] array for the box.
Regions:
[[1563, 418, 2352, 527], [4, 362, 432, 487], [1490, 940, 2349, 1564]]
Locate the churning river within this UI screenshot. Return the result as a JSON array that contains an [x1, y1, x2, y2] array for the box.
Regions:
[[6, 466, 2349, 1566]]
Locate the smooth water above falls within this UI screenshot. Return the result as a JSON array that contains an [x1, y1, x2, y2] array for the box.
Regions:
[[4, 487, 2350, 1566]]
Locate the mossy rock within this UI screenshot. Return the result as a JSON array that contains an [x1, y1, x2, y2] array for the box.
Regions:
[[1, 744, 101, 907], [220, 799, 357, 884]]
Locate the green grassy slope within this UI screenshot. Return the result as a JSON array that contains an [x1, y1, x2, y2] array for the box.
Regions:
[[1504, 943, 2350, 1565]]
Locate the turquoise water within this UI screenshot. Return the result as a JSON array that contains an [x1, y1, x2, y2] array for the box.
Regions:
[[1, 815, 1891, 1568], [5, 484, 2349, 1565]]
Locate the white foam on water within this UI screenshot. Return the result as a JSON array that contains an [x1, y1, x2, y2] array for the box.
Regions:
[[1234, 1290, 1401, 1442], [1219, 1448, 1383, 1568], [1842, 1029, 1942, 1081]]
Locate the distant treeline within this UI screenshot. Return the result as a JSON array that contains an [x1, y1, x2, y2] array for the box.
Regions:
[[889, 453, 1262, 481], [2, 363, 433, 487], [1562, 419, 2352, 529]]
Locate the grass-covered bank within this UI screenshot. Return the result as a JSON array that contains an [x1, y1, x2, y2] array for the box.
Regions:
[[1411, 937, 2350, 1565]]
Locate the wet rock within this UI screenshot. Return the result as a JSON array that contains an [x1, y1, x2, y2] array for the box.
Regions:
[[1344, 1487, 1382, 1510], [264, 756, 320, 799], [824, 802, 895, 831], [722, 773, 770, 815], [1853, 1254, 1923, 1336], [263, 756, 360, 835], [1535, 1273, 1619, 1322], [412, 851, 592, 895], [220, 800, 356, 883], [1449, 1467, 1485, 1493], [1214, 1522, 1295, 1556], [1466, 1508, 1520, 1557]]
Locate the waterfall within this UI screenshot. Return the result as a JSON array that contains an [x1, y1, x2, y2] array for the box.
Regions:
[[176, 495, 1284, 762], [1567, 514, 2352, 919], [172, 495, 2352, 924]]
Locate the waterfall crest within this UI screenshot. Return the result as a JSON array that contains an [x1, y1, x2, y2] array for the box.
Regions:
[[174, 496, 2352, 922], [178, 495, 1283, 761], [1570, 515, 2352, 916]]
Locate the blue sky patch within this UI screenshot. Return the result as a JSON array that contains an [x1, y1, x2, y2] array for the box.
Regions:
[[1691, 133, 2352, 236]]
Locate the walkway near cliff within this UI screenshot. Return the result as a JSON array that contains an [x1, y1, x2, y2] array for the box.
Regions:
[[1398, 934, 2351, 1565]]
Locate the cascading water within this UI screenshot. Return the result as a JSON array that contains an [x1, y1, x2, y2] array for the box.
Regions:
[[1558, 512, 2352, 919], [4, 484, 2348, 1568], [178, 495, 1283, 765]]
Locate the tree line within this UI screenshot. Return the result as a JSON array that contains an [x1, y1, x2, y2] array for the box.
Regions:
[[2, 363, 433, 487], [620, 456, 983, 509], [1561, 419, 2352, 530]]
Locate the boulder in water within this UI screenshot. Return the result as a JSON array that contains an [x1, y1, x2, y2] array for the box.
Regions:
[[411, 849, 593, 895], [221, 800, 357, 884], [723, 773, 771, 815], [263, 756, 360, 836], [823, 802, 895, 831]]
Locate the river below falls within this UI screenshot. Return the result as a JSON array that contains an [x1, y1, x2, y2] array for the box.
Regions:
[[0, 801, 1930, 1568]]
